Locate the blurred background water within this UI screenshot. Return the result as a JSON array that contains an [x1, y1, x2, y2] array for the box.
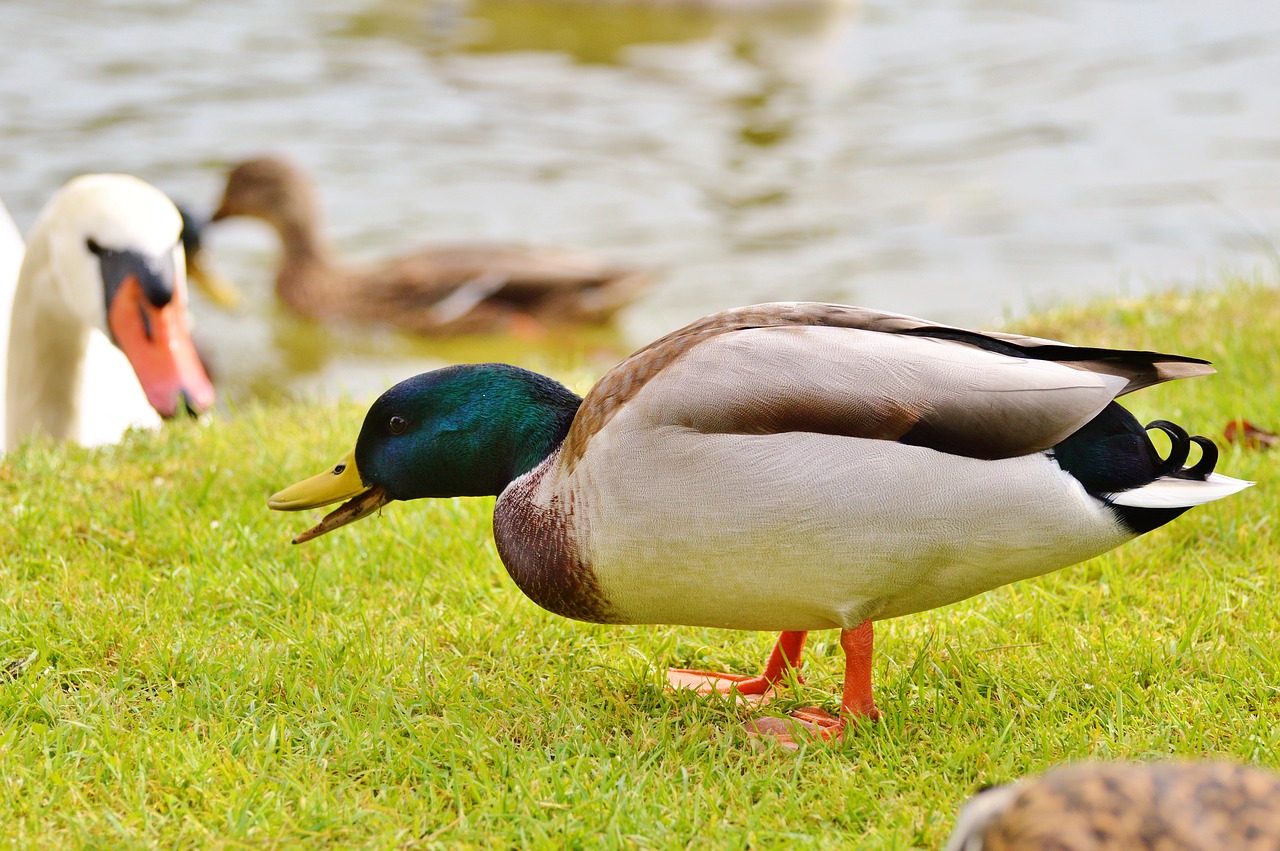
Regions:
[[1, 0, 1278, 403]]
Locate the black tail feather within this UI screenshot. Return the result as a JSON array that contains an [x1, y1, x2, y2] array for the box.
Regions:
[[1185, 436, 1218, 480], [1053, 404, 1221, 535], [1144, 420, 1190, 478]]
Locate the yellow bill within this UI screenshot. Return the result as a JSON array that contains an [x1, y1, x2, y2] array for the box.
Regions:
[[268, 451, 391, 544]]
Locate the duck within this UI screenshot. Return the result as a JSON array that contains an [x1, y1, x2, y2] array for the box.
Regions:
[[944, 761, 1280, 850], [208, 155, 652, 335], [267, 302, 1251, 742], [3, 175, 216, 452]]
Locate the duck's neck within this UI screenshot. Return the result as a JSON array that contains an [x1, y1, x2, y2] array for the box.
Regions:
[[442, 369, 583, 496], [6, 243, 89, 449], [276, 214, 328, 265], [267, 200, 342, 315], [494, 382, 582, 491]]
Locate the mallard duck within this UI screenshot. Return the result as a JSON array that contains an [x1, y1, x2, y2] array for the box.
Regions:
[[945, 761, 1280, 850], [208, 156, 651, 335], [3, 175, 215, 451], [268, 302, 1250, 741]]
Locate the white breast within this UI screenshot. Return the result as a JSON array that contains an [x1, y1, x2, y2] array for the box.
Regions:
[[0, 197, 23, 423], [557, 394, 1131, 633]]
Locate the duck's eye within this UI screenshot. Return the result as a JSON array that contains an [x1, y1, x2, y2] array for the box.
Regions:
[[389, 416, 407, 435]]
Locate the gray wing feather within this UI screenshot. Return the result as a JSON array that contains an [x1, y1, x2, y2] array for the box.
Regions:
[[641, 323, 1131, 460]]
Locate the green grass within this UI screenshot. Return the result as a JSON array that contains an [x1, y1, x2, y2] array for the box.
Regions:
[[2, 282, 1278, 848]]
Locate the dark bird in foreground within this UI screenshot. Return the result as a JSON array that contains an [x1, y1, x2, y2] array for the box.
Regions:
[[267, 302, 1250, 743], [945, 761, 1280, 851], [209, 155, 651, 335]]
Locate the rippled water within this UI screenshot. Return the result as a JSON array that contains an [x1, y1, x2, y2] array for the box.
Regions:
[[2, 0, 1278, 403]]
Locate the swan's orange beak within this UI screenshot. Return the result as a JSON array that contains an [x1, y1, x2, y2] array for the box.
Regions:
[[106, 274, 216, 418]]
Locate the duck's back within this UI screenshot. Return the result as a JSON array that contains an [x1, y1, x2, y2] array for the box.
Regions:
[[344, 244, 648, 334]]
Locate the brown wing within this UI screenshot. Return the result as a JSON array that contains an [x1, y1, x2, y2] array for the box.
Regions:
[[348, 244, 649, 332]]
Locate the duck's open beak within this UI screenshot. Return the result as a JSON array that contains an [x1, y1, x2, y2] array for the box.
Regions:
[[104, 259, 216, 418], [268, 450, 390, 544], [186, 248, 245, 311]]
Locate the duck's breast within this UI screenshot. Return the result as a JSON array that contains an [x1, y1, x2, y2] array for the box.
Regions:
[[568, 425, 1130, 631], [494, 450, 620, 625]]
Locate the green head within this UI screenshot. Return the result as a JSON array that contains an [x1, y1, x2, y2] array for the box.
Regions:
[[357, 364, 582, 499], [267, 364, 582, 542]]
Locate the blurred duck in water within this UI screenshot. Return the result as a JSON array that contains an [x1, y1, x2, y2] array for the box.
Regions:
[[208, 156, 651, 336]]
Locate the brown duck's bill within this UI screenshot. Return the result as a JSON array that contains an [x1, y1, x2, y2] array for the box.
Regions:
[[290, 485, 390, 544], [186, 248, 245, 311]]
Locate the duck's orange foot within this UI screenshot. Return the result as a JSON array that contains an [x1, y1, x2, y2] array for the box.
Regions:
[[666, 668, 783, 705], [747, 709, 841, 749], [666, 632, 808, 704], [747, 703, 880, 750]]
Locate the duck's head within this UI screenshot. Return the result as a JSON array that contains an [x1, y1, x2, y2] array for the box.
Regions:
[[209, 156, 316, 232], [268, 364, 582, 543], [32, 174, 216, 418]]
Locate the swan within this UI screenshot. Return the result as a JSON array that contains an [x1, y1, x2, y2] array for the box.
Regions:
[[2, 175, 215, 452]]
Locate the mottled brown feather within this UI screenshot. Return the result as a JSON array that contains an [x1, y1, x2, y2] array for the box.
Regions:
[[492, 460, 618, 624], [954, 762, 1280, 851]]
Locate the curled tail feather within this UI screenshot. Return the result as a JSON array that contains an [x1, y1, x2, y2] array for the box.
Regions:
[[1109, 419, 1252, 509]]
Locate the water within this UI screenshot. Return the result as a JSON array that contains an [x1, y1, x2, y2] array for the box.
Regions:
[[2, 0, 1278, 403]]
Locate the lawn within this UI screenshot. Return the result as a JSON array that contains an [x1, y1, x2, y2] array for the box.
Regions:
[[1, 283, 1277, 848]]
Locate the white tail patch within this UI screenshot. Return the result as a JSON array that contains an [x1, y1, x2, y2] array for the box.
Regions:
[[1108, 473, 1253, 508]]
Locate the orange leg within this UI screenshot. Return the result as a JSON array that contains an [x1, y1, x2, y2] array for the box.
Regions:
[[667, 630, 808, 699], [714, 622, 881, 747], [838, 620, 880, 720]]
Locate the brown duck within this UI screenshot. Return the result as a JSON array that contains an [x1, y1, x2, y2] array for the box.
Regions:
[[209, 156, 651, 335]]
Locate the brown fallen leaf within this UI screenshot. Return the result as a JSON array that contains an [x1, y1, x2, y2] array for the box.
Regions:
[[1224, 419, 1279, 449]]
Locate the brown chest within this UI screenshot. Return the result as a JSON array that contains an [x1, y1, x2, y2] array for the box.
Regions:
[[492, 476, 618, 625]]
